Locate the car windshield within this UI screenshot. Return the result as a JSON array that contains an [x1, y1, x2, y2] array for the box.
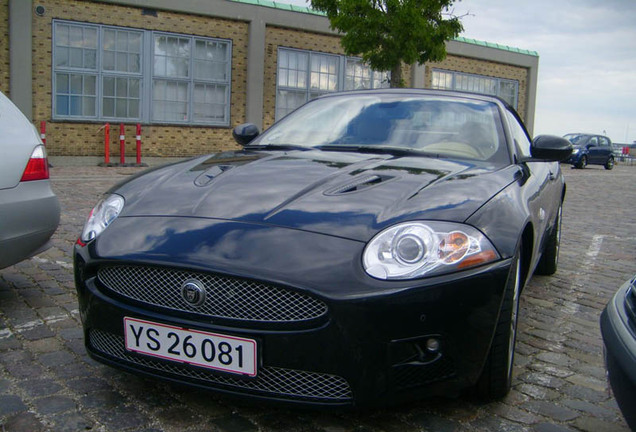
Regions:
[[251, 94, 508, 164], [563, 134, 590, 145]]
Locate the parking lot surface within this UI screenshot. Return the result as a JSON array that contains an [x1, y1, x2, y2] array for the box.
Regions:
[[1, 160, 635, 431]]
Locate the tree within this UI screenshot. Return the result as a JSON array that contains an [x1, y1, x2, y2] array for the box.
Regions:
[[310, 0, 463, 87]]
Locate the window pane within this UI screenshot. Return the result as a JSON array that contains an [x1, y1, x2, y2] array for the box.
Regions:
[[102, 77, 141, 119], [103, 51, 115, 71], [56, 95, 69, 115], [103, 77, 115, 96], [154, 35, 190, 78], [104, 29, 143, 73], [71, 75, 83, 94], [193, 83, 227, 122], [103, 97, 114, 117], [55, 47, 69, 67], [83, 96, 96, 116], [84, 75, 96, 95], [56, 74, 69, 93], [152, 79, 189, 122], [276, 89, 306, 120]]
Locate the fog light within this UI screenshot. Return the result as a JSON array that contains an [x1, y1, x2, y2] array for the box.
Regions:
[[426, 338, 440, 353]]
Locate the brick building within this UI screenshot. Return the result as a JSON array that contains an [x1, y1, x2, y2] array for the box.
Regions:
[[1, 0, 539, 157]]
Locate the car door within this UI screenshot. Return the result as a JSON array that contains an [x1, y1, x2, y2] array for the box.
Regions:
[[597, 136, 612, 163], [586, 135, 602, 163], [505, 110, 561, 256]]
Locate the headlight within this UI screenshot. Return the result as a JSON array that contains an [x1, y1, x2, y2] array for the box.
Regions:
[[572, 148, 581, 154], [363, 221, 499, 280], [80, 194, 125, 243]]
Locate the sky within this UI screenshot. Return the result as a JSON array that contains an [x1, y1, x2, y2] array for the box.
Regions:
[[282, 0, 636, 143]]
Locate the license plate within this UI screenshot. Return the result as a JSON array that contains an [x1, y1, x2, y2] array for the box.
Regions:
[[124, 317, 257, 377]]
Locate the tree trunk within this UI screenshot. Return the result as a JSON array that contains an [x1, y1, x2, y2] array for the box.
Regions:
[[390, 63, 404, 88]]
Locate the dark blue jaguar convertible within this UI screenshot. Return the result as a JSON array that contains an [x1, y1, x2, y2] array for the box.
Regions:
[[74, 89, 571, 407]]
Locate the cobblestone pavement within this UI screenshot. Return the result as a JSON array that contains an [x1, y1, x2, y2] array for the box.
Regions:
[[1, 160, 635, 431]]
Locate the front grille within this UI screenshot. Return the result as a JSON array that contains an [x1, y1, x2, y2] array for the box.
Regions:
[[392, 356, 456, 391], [89, 329, 352, 402], [97, 266, 328, 323]]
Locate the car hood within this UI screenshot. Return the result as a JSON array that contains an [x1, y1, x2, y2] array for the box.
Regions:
[[113, 150, 519, 242]]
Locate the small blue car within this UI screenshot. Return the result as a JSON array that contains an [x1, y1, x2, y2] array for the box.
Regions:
[[563, 133, 615, 170]]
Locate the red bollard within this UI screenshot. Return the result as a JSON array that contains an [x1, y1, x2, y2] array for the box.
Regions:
[[40, 121, 46, 146], [104, 123, 110, 165], [119, 123, 126, 165], [136, 123, 142, 165]]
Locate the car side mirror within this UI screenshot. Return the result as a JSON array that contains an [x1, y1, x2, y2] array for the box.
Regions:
[[530, 135, 573, 161], [232, 123, 260, 146]]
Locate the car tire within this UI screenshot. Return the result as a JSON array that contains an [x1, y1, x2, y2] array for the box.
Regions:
[[604, 156, 615, 170], [474, 247, 521, 401], [536, 204, 562, 276], [575, 155, 587, 169]]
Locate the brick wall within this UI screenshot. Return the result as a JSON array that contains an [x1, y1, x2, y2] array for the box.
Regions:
[[32, 0, 248, 157], [424, 55, 530, 121], [0, 0, 9, 95]]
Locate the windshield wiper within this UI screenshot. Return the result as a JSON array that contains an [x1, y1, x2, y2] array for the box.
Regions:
[[316, 145, 435, 158], [244, 144, 312, 152]]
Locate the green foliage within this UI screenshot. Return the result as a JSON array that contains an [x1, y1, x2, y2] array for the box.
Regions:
[[310, 0, 463, 87]]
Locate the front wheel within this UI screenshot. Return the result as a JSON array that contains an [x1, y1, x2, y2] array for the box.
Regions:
[[575, 155, 587, 169], [605, 156, 615, 170], [473, 248, 522, 401]]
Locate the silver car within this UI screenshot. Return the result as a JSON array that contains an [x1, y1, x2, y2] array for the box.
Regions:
[[0, 90, 60, 269]]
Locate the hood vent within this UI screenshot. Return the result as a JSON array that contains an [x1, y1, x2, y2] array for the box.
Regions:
[[325, 175, 393, 195], [194, 165, 233, 187]]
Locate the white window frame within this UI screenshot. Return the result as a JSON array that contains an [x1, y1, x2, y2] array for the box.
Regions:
[[431, 69, 519, 109], [52, 20, 232, 126], [275, 47, 390, 121]]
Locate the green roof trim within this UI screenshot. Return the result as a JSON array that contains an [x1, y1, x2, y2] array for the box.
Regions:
[[226, 0, 537, 56], [453, 37, 538, 57], [228, 0, 325, 16]]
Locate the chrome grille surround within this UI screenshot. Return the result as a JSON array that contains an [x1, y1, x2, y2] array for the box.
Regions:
[[97, 265, 328, 323], [89, 329, 353, 402]]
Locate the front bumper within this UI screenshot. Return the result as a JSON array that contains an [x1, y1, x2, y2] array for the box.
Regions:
[[600, 277, 636, 429], [564, 151, 583, 165], [74, 217, 512, 407]]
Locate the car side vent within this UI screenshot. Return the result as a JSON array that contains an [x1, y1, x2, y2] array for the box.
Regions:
[[325, 175, 391, 195]]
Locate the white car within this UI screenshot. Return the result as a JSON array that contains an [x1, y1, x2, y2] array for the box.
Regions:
[[0, 90, 60, 269]]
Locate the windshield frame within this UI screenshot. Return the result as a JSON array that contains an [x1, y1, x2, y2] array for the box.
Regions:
[[250, 92, 510, 165]]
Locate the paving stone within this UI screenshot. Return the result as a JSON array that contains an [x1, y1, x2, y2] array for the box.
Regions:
[[573, 416, 631, 432], [516, 383, 560, 401], [24, 337, 64, 353], [3, 361, 47, 380], [0, 412, 46, 432], [80, 389, 126, 409], [95, 405, 151, 430], [18, 378, 64, 397], [51, 412, 96, 432], [0, 394, 28, 416], [33, 395, 77, 415], [532, 423, 576, 432], [206, 414, 263, 432], [18, 324, 56, 341], [491, 403, 543, 425], [37, 350, 76, 367], [561, 399, 620, 420], [523, 401, 580, 422]]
